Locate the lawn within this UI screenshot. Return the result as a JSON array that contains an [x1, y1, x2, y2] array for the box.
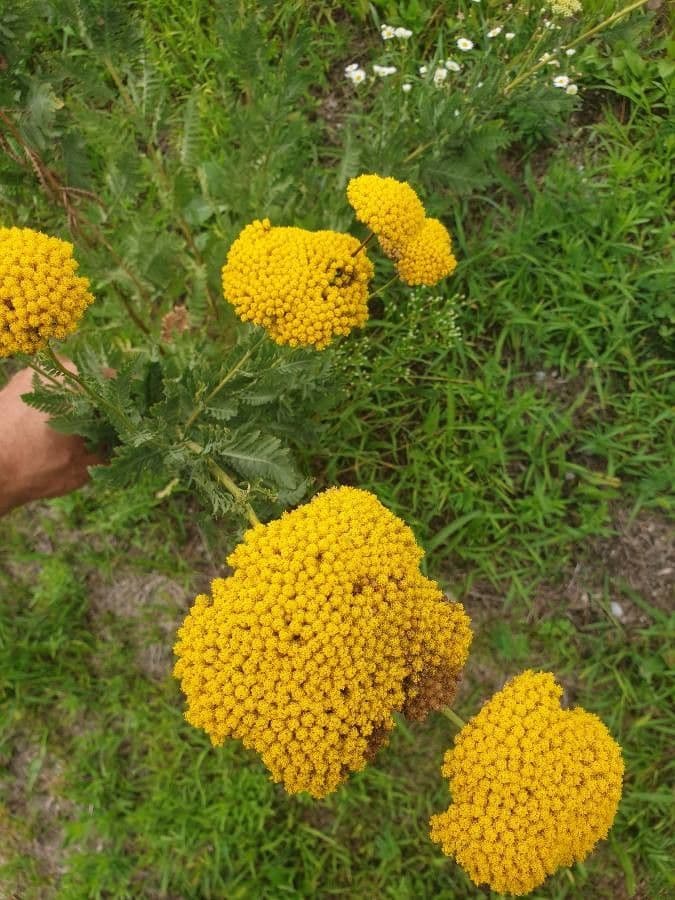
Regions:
[[1, 1, 673, 898]]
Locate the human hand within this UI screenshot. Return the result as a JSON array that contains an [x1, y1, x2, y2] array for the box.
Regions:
[[0, 364, 104, 516]]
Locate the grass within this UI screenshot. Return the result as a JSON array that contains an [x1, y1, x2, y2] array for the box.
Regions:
[[1, 1, 674, 898]]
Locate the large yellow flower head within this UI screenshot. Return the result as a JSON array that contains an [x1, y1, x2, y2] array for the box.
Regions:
[[347, 174, 426, 259], [430, 670, 624, 896], [174, 486, 472, 797], [395, 218, 457, 286], [221, 219, 374, 350], [0, 227, 94, 357]]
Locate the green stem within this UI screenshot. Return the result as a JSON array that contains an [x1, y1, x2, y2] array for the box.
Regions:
[[440, 707, 467, 729], [186, 440, 261, 527], [351, 231, 375, 257], [503, 0, 650, 95], [44, 345, 94, 398], [183, 339, 263, 432], [367, 275, 398, 302], [26, 360, 64, 389]]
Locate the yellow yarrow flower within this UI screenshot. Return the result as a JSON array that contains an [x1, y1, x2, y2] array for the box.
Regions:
[[430, 670, 624, 896], [0, 227, 94, 357], [396, 218, 457, 286], [174, 486, 472, 798], [347, 174, 426, 259], [221, 219, 374, 350]]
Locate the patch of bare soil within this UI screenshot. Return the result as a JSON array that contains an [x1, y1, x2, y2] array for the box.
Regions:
[[0, 742, 77, 899], [87, 571, 189, 681]]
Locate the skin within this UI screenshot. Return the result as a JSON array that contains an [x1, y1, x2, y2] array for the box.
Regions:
[[0, 364, 104, 516]]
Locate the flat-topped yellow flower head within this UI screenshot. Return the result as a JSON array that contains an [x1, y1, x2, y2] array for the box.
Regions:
[[430, 670, 624, 896], [396, 218, 457, 286], [174, 486, 472, 797], [347, 174, 426, 259], [221, 219, 374, 349], [0, 227, 94, 357]]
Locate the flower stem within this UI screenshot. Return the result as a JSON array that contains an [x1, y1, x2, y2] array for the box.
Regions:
[[183, 339, 263, 432], [351, 232, 375, 257], [367, 275, 398, 301], [503, 0, 650, 95], [44, 344, 95, 399], [186, 440, 261, 527], [440, 707, 467, 729]]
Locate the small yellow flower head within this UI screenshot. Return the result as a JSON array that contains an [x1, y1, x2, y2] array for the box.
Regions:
[[0, 227, 94, 357], [346, 174, 426, 259], [430, 670, 624, 896], [395, 218, 457, 286], [221, 219, 374, 350], [549, 0, 582, 15], [174, 486, 472, 797]]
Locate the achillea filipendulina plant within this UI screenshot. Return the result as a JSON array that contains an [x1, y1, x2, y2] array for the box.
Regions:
[[173, 486, 472, 797], [395, 218, 457, 286], [430, 670, 624, 896], [549, 0, 582, 16], [221, 219, 374, 349], [346, 173, 426, 259], [0, 227, 94, 357]]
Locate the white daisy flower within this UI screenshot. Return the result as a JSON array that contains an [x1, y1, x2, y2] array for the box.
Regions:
[[445, 60, 461, 72], [553, 74, 571, 87], [381, 24, 396, 40], [419, 65, 428, 75], [394, 27, 413, 39], [433, 67, 448, 86], [344, 63, 359, 73], [402, 82, 413, 93], [566, 48, 576, 56], [373, 64, 397, 77], [505, 32, 516, 40], [487, 27, 502, 38], [457, 38, 474, 51], [348, 68, 366, 85], [565, 83, 578, 94]]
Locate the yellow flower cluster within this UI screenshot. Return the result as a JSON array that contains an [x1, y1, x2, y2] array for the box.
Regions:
[[346, 174, 425, 259], [395, 218, 457, 286], [0, 227, 94, 357], [174, 486, 472, 797], [346, 174, 457, 286], [221, 219, 374, 349], [430, 670, 624, 896], [549, 0, 582, 15]]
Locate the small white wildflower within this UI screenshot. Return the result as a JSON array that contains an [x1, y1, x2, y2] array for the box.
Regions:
[[373, 64, 397, 77], [610, 601, 625, 620], [402, 82, 413, 93], [419, 65, 428, 75], [505, 32, 516, 40], [566, 48, 576, 56], [477, 81, 483, 87], [539, 52, 552, 62], [381, 24, 396, 40], [454, 109, 460, 116], [433, 67, 448, 86], [553, 74, 571, 87], [487, 26, 502, 38], [348, 68, 367, 85], [445, 59, 461, 72], [457, 38, 474, 51], [565, 83, 578, 94], [394, 27, 413, 39], [344, 63, 359, 73]]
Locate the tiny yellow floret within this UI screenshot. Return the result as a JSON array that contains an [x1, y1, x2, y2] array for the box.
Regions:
[[396, 218, 457, 286], [347, 174, 426, 259], [174, 486, 472, 797], [430, 670, 624, 896], [221, 219, 374, 349], [0, 227, 94, 357]]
